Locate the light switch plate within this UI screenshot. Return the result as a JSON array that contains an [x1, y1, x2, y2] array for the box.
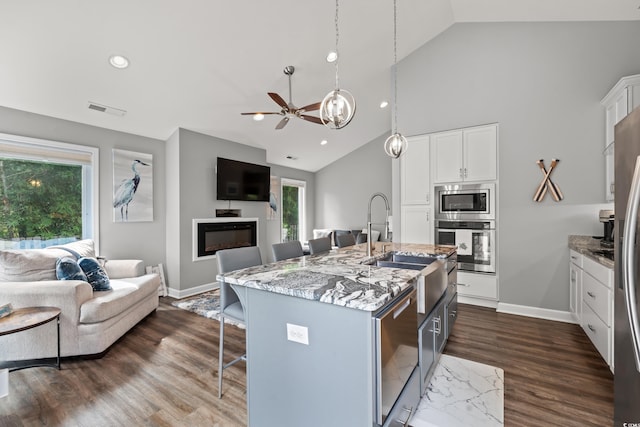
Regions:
[[286, 323, 309, 345]]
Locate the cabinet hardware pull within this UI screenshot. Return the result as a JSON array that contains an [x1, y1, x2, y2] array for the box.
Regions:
[[433, 317, 441, 334], [464, 167, 468, 178], [456, 282, 470, 287], [459, 168, 463, 178], [571, 256, 577, 260], [587, 291, 596, 298], [588, 324, 596, 333]]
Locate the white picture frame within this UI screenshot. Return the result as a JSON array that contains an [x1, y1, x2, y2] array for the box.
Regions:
[[112, 149, 153, 222]]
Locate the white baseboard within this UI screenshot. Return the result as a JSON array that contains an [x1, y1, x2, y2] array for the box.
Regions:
[[458, 295, 498, 309], [496, 302, 576, 324], [167, 282, 219, 299]]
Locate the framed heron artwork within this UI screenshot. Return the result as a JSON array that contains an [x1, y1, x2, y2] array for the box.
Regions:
[[267, 175, 279, 221], [112, 149, 153, 222]]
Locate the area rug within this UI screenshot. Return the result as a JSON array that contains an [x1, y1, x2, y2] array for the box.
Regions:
[[171, 290, 245, 329], [410, 354, 504, 427]]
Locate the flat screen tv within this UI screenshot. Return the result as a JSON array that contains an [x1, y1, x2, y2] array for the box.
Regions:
[[216, 157, 270, 202]]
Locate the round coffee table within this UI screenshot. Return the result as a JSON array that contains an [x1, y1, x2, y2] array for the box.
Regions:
[[0, 306, 61, 370]]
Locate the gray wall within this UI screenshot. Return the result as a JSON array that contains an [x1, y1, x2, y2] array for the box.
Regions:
[[395, 21, 640, 311], [166, 129, 316, 291], [315, 132, 393, 235], [0, 105, 166, 267]]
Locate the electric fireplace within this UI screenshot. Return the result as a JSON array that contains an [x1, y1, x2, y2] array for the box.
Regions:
[[193, 218, 258, 260]]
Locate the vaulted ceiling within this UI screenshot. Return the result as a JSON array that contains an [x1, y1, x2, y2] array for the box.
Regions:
[[1, 0, 638, 171]]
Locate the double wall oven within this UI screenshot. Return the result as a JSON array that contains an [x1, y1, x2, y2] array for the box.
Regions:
[[434, 183, 496, 274]]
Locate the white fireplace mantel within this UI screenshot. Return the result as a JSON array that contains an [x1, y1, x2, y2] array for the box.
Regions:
[[192, 217, 259, 262]]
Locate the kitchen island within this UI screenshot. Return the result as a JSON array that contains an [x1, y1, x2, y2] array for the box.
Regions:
[[217, 242, 456, 427]]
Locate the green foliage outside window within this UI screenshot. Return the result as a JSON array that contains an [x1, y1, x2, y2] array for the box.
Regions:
[[282, 185, 299, 241], [0, 158, 82, 240]]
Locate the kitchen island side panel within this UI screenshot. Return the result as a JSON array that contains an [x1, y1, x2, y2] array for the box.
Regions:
[[241, 286, 375, 427]]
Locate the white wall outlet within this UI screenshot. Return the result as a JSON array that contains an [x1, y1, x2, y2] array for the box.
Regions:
[[286, 323, 309, 345]]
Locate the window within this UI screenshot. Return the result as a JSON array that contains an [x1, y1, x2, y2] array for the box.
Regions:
[[281, 178, 306, 242], [0, 133, 99, 249]]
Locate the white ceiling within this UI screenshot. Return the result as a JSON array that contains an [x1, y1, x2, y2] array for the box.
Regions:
[[1, 0, 638, 171]]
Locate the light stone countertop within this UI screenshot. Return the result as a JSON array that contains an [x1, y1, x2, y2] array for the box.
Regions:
[[568, 235, 614, 269], [217, 242, 456, 312]]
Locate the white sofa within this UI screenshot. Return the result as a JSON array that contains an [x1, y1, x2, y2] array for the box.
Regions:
[[0, 240, 159, 361]]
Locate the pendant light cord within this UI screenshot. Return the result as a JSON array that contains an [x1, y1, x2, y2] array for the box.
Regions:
[[334, 0, 340, 89], [392, 0, 398, 134]]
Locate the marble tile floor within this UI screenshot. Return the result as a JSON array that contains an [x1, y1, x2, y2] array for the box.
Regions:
[[410, 354, 504, 427]]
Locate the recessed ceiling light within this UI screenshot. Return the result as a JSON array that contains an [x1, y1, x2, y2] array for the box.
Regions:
[[320, 139, 328, 146], [326, 51, 338, 63], [253, 113, 265, 121], [380, 101, 389, 109], [109, 55, 129, 69]]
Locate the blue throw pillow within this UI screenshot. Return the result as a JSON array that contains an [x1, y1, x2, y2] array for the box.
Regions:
[[56, 257, 88, 281], [78, 257, 112, 291]]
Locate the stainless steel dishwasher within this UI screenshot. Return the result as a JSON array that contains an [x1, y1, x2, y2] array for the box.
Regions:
[[375, 288, 418, 426]]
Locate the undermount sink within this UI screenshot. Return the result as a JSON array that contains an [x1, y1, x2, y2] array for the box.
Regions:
[[371, 252, 437, 270]]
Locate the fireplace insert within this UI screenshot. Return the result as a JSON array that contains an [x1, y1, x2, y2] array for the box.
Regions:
[[197, 221, 257, 257]]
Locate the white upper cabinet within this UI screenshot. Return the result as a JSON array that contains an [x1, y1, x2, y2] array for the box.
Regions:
[[601, 74, 640, 202], [432, 124, 497, 184], [400, 135, 430, 205]]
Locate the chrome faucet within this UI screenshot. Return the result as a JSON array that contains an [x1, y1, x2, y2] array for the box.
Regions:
[[367, 192, 390, 256]]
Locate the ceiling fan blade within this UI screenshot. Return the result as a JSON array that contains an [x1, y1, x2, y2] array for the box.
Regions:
[[300, 115, 323, 125], [275, 116, 290, 129], [268, 92, 289, 110], [298, 102, 321, 112], [241, 112, 281, 115]]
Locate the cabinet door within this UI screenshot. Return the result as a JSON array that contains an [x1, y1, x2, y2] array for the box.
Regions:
[[431, 130, 463, 183], [401, 135, 430, 205], [463, 125, 497, 182], [401, 205, 432, 244], [569, 262, 582, 323]]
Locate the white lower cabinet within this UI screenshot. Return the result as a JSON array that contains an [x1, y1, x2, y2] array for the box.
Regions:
[[456, 271, 497, 307], [580, 254, 614, 371], [569, 250, 583, 323]]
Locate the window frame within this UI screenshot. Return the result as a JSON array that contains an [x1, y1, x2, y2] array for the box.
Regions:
[[0, 132, 100, 249], [280, 178, 306, 243]]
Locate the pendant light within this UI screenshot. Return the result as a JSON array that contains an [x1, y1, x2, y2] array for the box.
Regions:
[[384, 0, 408, 158], [320, 0, 356, 129]]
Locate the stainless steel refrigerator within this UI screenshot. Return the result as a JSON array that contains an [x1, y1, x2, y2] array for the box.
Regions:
[[614, 105, 640, 426]]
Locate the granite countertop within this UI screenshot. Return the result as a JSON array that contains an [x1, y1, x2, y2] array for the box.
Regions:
[[568, 235, 614, 269], [216, 242, 456, 312]]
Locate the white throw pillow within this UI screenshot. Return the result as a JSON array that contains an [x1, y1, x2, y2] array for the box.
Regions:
[[313, 229, 333, 239]]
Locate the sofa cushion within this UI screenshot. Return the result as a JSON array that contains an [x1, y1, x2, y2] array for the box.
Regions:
[[78, 257, 112, 291], [49, 239, 96, 259], [79, 275, 160, 324], [0, 248, 69, 281], [56, 257, 88, 282]]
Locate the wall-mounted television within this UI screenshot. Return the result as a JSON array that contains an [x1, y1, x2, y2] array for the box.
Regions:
[[216, 157, 270, 202]]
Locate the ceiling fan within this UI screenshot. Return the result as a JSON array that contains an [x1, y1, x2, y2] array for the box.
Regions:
[[242, 66, 323, 130]]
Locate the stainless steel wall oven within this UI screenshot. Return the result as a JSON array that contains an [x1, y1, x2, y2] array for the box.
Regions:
[[435, 220, 495, 274]]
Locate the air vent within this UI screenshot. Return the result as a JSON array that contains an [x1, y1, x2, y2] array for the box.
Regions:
[[87, 101, 126, 116]]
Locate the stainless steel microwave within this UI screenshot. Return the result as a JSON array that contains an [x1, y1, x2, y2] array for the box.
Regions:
[[435, 183, 495, 220]]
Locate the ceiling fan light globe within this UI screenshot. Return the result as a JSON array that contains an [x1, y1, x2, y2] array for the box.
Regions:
[[384, 133, 408, 158], [320, 89, 355, 129], [253, 113, 265, 121]]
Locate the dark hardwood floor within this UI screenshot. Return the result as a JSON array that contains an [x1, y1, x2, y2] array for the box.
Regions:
[[0, 299, 613, 426]]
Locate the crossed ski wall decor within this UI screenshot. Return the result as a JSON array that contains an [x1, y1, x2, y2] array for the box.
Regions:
[[533, 158, 563, 202]]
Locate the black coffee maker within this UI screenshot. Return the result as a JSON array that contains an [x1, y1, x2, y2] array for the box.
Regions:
[[599, 209, 614, 248]]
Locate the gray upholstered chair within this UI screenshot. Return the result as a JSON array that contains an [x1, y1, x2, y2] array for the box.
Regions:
[[272, 240, 304, 261], [216, 246, 262, 398], [356, 232, 368, 244], [308, 236, 332, 254], [335, 233, 356, 248]]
